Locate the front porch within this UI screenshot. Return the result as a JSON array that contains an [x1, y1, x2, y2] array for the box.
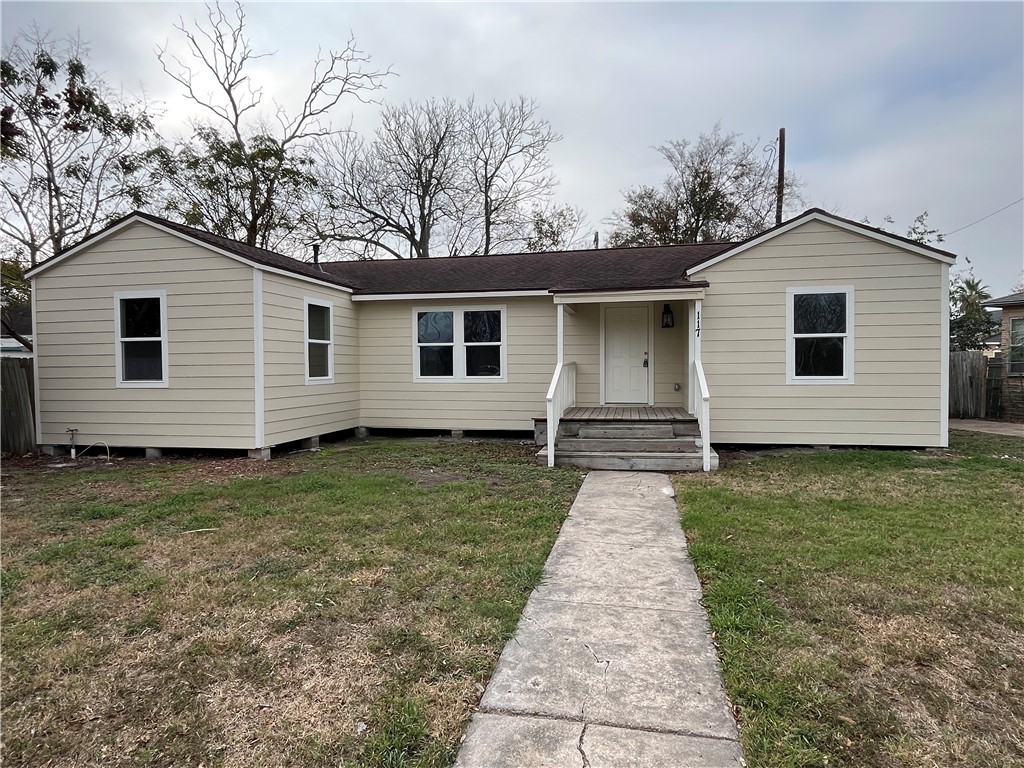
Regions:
[[541, 288, 715, 471], [560, 405, 693, 421], [534, 406, 718, 471]]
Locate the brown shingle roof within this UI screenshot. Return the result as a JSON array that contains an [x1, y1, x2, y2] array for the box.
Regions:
[[32, 207, 958, 297], [33, 211, 727, 294], [322, 243, 729, 295]]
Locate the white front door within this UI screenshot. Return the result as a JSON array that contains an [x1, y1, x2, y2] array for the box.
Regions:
[[604, 305, 649, 403]]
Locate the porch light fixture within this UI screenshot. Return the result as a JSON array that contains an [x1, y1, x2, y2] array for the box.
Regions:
[[661, 303, 675, 328]]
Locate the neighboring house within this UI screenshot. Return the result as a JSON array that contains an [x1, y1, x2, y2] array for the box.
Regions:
[[1, 304, 33, 358], [25, 208, 957, 469], [982, 291, 1024, 420], [0, 339, 32, 359], [982, 309, 1002, 358]]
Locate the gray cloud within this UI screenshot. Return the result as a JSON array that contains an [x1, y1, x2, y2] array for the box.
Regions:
[[3, 1, 1021, 290]]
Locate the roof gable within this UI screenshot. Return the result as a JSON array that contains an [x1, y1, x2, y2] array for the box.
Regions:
[[686, 209, 957, 276], [25, 212, 355, 292]]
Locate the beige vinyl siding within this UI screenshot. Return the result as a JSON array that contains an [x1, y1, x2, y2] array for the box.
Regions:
[[35, 222, 256, 450], [698, 219, 945, 446], [564, 301, 688, 408], [261, 273, 359, 444], [564, 304, 600, 405], [359, 297, 556, 430], [653, 302, 688, 407]]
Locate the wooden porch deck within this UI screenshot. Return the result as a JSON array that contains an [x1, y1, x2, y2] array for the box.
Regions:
[[561, 406, 694, 422]]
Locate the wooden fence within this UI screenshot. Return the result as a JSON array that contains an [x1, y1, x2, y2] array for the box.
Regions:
[[1, 357, 35, 454], [949, 350, 987, 419], [985, 351, 1024, 421]]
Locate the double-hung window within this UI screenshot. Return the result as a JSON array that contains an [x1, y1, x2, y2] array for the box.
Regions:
[[1010, 317, 1024, 375], [114, 290, 168, 388], [414, 307, 505, 380], [786, 286, 854, 384], [305, 298, 334, 383]]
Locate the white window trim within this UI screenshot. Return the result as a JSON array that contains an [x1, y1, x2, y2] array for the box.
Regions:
[[412, 305, 508, 382], [1009, 316, 1024, 376], [114, 289, 169, 389], [304, 297, 334, 384], [786, 285, 855, 385]]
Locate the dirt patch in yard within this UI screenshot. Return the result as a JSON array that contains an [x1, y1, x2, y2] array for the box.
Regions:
[[404, 468, 504, 488], [1, 452, 309, 484]]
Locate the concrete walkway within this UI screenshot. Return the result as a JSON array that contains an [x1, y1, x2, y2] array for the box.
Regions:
[[949, 419, 1023, 437], [454, 471, 743, 768]]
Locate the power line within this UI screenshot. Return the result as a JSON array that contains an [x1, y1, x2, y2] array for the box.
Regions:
[[946, 197, 1024, 235]]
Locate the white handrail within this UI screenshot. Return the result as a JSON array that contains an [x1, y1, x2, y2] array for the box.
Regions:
[[694, 360, 712, 472], [545, 361, 577, 467]]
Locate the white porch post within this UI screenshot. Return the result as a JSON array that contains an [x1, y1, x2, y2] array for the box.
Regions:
[[687, 302, 696, 414], [557, 303, 565, 366], [546, 303, 566, 468], [693, 299, 702, 364]]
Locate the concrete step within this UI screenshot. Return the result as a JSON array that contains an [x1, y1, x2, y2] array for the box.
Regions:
[[537, 449, 718, 472], [557, 437, 698, 453]]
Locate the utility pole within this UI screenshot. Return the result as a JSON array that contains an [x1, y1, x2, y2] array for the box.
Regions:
[[775, 127, 786, 226]]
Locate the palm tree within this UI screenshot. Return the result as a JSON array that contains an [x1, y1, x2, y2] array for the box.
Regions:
[[950, 275, 992, 314], [949, 273, 998, 351]]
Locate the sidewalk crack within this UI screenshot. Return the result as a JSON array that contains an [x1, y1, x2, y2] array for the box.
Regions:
[[577, 722, 591, 768], [521, 613, 553, 638], [579, 642, 610, 718]]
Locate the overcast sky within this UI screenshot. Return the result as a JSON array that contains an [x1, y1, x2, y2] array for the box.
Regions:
[[3, 1, 1022, 293]]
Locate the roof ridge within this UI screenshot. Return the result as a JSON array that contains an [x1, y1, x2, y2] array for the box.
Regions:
[[441, 240, 738, 260]]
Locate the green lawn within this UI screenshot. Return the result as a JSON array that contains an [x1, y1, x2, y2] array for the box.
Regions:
[[0, 438, 582, 768], [677, 431, 1024, 768]]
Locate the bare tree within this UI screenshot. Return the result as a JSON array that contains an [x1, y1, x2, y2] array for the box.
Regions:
[[609, 123, 803, 246], [462, 97, 559, 254], [312, 96, 562, 259], [153, 1, 389, 252], [312, 98, 465, 259], [1, 29, 157, 265]]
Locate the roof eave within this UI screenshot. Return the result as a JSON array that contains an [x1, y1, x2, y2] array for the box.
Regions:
[[351, 289, 552, 301], [983, 299, 1024, 308], [549, 281, 709, 294]]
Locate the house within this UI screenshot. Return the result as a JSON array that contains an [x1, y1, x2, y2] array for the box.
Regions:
[[982, 309, 1002, 358], [982, 291, 1024, 420], [1, 304, 33, 359], [24, 208, 957, 470]]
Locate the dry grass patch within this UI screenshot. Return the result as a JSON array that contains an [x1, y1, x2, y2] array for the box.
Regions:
[[2, 438, 582, 767], [679, 433, 1024, 768]]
